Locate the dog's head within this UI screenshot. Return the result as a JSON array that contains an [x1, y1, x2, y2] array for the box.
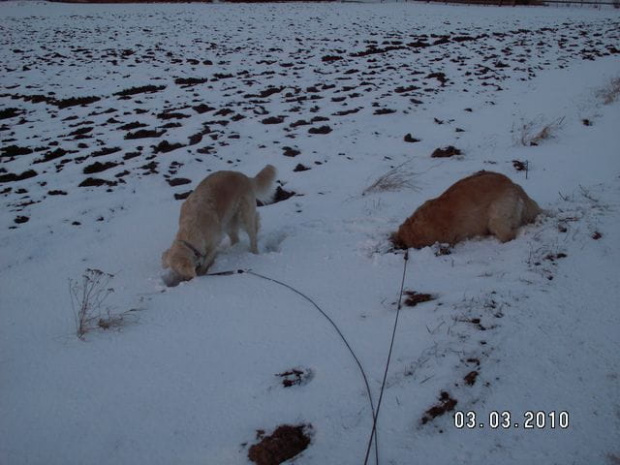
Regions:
[[162, 243, 198, 281]]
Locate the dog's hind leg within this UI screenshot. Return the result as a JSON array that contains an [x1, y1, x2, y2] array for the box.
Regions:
[[488, 193, 523, 243], [227, 214, 240, 246], [240, 203, 259, 254]]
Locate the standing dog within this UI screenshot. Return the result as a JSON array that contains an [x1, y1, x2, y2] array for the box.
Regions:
[[392, 171, 541, 249], [162, 165, 276, 281]]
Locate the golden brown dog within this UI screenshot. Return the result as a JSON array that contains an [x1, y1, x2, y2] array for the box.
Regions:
[[392, 171, 541, 249], [162, 165, 276, 281]]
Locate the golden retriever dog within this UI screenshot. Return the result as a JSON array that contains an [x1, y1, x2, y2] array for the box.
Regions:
[[392, 171, 541, 249], [162, 164, 276, 281]]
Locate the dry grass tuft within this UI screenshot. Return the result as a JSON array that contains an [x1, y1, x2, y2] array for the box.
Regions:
[[517, 116, 565, 146], [595, 77, 620, 105], [69, 269, 139, 339], [363, 162, 420, 196]]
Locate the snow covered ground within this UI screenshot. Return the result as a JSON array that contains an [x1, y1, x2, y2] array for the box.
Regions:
[[1, 2, 619, 464]]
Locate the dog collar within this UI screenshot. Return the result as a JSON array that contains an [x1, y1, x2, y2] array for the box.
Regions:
[[177, 240, 206, 262]]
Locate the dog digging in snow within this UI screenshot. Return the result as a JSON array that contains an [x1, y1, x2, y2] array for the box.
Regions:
[[162, 165, 276, 285], [392, 171, 542, 249]]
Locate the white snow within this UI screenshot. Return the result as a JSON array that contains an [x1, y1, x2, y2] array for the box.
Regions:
[[1, 2, 619, 464]]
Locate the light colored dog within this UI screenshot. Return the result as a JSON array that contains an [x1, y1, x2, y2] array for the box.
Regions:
[[392, 171, 541, 249], [162, 165, 276, 281]]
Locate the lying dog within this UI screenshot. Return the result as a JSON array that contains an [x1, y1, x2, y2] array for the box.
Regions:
[[392, 171, 541, 249], [162, 165, 276, 281]]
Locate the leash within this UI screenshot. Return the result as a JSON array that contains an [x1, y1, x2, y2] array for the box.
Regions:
[[363, 250, 409, 465], [204, 255, 411, 465], [206, 267, 380, 465]]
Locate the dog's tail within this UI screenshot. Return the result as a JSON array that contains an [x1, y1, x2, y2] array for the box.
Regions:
[[252, 164, 277, 204]]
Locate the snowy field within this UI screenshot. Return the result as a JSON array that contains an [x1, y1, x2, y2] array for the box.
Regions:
[[1, 2, 620, 464]]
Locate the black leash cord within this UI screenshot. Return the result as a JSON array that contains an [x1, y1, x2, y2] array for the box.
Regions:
[[363, 250, 409, 465]]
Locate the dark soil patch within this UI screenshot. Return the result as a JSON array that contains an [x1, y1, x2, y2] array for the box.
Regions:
[[404, 133, 421, 143], [374, 108, 397, 115], [54, 96, 100, 109], [140, 161, 159, 175], [333, 108, 361, 117], [293, 163, 311, 172], [157, 111, 190, 121], [290, 119, 311, 128], [125, 129, 165, 140], [322, 55, 343, 62], [393, 85, 417, 94], [79, 177, 117, 188], [174, 191, 192, 201], [308, 125, 332, 135], [431, 146, 461, 158], [174, 77, 209, 87], [469, 318, 487, 331], [262, 116, 286, 125], [512, 160, 527, 171], [246, 86, 284, 99], [350, 45, 405, 58], [272, 186, 296, 204], [421, 391, 458, 425], [14, 215, 30, 224], [114, 85, 166, 97], [1, 145, 33, 158], [0, 108, 23, 120], [403, 291, 435, 307], [426, 72, 449, 86], [544, 252, 567, 262], [123, 151, 142, 161], [193, 103, 216, 114], [92, 146, 122, 158], [592, 231, 603, 240], [83, 161, 120, 174], [464, 371, 479, 386], [282, 146, 301, 157], [69, 126, 93, 139], [0, 169, 38, 183], [196, 146, 216, 155], [153, 140, 184, 154], [167, 177, 192, 187], [189, 129, 211, 146], [276, 368, 313, 388], [119, 121, 149, 131], [248, 424, 312, 465]]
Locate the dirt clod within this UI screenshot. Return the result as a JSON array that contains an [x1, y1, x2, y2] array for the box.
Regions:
[[431, 145, 461, 158], [404, 133, 421, 143], [421, 391, 457, 425], [403, 290, 435, 307], [464, 371, 479, 386], [512, 159, 527, 171], [276, 368, 313, 388], [248, 424, 312, 465]]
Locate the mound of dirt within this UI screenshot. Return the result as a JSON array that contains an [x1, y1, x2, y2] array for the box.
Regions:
[[431, 145, 462, 158], [248, 424, 312, 465]]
